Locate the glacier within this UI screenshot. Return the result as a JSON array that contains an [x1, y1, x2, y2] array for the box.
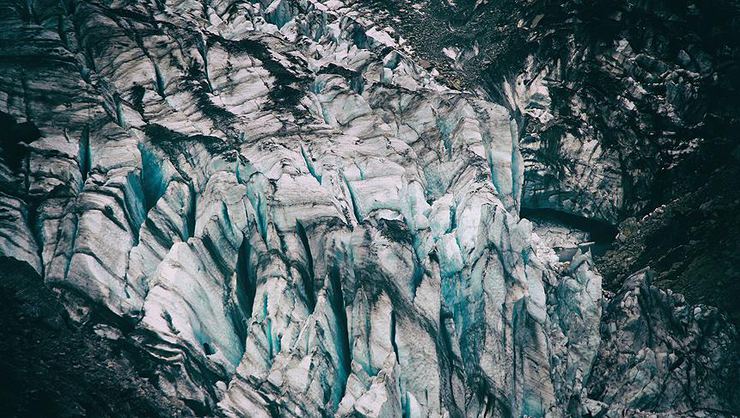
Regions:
[[0, 0, 738, 417]]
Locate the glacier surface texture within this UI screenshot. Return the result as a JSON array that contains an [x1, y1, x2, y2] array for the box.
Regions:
[[0, 0, 738, 417]]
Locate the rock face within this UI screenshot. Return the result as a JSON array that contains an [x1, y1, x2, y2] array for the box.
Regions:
[[0, 0, 737, 417], [587, 270, 740, 416]]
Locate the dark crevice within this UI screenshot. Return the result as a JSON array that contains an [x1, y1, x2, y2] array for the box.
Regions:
[[185, 182, 196, 240], [153, 63, 166, 97], [411, 261, 424, 297], [437, 308, 466, 418], [520, 207, 618, 244], [234, 236, 256, 345], [113, 93, 126, 128], [255, 194, 268, 244], [130, 85, 146, 115], [202, 342, 215, 356], [78, 126, 91, 182], [328, 264, 351, 408], [449, 205, 457, 231], [390, 310, 400, 364], [137, 144, 167, 213], [349, 22, 368, 49], [195, 35, 212, 93], [263, 294, 274, 363], [295, 221, 316, 312], [342, 174, 363, 223], [300, 145, 322, 184], [0, 111, 40, 173]]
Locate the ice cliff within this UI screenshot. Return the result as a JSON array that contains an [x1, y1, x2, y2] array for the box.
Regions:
[[0, 0, 737, 416]]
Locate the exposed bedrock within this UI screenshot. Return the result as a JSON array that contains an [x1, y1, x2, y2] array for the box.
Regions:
[[0, 0, 737, 416]]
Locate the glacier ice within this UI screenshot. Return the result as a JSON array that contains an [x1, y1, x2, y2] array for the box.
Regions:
[[0, 0, 737, 416]]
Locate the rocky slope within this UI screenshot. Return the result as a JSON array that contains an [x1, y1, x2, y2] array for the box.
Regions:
[[0, 0, 738, 417]]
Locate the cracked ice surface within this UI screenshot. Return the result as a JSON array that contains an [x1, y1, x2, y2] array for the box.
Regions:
[[0, 0, 737, 416]]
